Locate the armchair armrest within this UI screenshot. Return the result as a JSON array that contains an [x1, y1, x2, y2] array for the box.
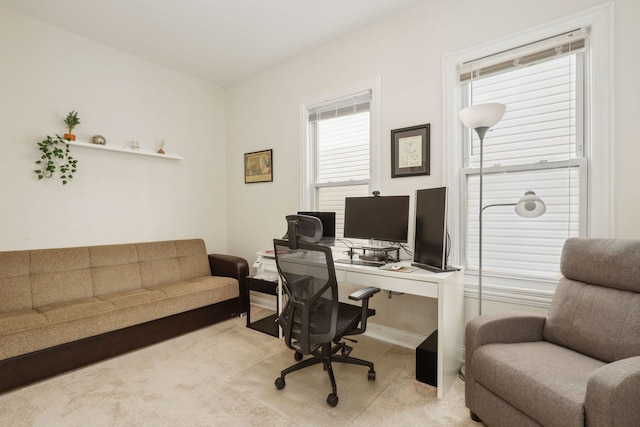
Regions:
[[465, 312, 546, 412], [585, 356, 640, 427], [466, 312, 546, 355], [208, 254, 250, 314]]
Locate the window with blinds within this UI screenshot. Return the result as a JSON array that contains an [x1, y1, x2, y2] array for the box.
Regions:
[[460, 29, 588, 281], [307, 90, 373, 239]]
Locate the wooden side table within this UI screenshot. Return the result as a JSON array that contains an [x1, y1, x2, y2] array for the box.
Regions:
[[246, 275, 280, 337]]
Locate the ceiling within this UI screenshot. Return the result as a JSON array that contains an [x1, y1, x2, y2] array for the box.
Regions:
[[0, 0, 426, 87]]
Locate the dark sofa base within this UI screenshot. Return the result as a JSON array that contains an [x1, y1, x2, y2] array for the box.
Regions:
[[0, 297, 240, 394]]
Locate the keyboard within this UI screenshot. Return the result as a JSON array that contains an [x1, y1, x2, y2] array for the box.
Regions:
[[335, 258, 384, 267]]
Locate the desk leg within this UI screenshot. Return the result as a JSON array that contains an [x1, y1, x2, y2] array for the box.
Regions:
[[437, 274, 465, 399]]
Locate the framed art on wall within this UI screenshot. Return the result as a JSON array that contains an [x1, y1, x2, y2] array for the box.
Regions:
[[391, 124, 430, 178], [244, 149, 273, 183]]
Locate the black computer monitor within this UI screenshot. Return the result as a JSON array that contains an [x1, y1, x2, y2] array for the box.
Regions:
[[297, 211, 336, 245], [412, 187, 456, 272], [343, 195, 410, 243]]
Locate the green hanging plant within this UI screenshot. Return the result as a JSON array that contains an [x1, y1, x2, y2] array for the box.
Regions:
[[34, 135, 79, 185]]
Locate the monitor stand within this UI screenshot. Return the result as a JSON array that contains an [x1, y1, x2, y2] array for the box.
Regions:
[[411, 262, 460, 273]]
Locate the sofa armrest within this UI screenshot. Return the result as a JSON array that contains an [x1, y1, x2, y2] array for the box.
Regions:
[[585, 356, 640, 427], [208, 254, 250, 314]]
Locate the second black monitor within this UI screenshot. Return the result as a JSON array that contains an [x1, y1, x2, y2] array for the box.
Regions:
[[343, 195, 410, 243]]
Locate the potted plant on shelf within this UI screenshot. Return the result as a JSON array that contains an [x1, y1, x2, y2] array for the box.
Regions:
[[63, 110, 80, 141], [34, 135, 79, 185]]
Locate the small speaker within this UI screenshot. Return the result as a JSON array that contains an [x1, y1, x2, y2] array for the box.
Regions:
[[416, 330, 438, 386]]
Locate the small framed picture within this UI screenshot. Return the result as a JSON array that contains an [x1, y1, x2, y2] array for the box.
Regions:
[[244, 149, 273, 183], [391, 124, 430, 178]]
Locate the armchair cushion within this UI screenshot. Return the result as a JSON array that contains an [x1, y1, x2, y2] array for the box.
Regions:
[[543, 278, 640, 363], [561, 238, 640, 292], [473, 341, 605, 427]]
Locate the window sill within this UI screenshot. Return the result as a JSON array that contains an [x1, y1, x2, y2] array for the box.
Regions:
[[463, 272, 557, 308]]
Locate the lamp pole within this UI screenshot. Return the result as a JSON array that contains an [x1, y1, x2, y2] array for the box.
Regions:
[[476, 127, 488, 316]]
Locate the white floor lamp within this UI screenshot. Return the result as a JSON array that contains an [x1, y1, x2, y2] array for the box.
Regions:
[[457, 104, 547, 382], [459, 104, 546, 316]]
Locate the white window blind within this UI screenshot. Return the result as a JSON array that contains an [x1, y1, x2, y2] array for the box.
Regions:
[[308, 90, 372, 238], [461, 30, 587, 281]]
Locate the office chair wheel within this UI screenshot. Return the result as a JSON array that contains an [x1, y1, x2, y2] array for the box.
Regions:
[[275, 377, 285, 389], [294, 351, 303, 361], [368, 369, 376, 381], [327, 393, 339, 407]]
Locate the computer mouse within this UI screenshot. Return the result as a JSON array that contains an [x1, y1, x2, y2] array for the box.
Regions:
[[391, 265, 402, 270]]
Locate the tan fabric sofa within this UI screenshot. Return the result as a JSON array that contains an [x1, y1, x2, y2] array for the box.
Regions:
[[465, 238, 640, 427], [0, 239, 249, 393]]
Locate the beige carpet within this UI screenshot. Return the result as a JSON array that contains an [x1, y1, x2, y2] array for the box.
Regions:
[[0, 308, 478, 426]]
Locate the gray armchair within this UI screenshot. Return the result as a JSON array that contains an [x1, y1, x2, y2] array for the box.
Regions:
[[465, 238, 640, 427]]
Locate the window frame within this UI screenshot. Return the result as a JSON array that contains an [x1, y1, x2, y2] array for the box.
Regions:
[[300, 77, 382, 215], [442, 4, 613, 307]]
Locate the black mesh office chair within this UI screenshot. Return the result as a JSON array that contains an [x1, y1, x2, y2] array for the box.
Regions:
[[273, 215, 380, 407]]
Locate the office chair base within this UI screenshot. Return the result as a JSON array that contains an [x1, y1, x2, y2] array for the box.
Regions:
[[275, 342, 375, 407]]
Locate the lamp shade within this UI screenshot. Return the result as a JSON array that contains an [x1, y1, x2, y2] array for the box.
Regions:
[[459, 103, 507, 129], [515, 190, 546, 218]]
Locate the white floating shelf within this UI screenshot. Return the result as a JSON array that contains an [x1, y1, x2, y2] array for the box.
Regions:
[[67, 140, 182, 160]]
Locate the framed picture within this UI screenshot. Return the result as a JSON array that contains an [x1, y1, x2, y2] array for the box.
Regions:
[[244, 149, 273, 183], [391, 124, 430, 178]]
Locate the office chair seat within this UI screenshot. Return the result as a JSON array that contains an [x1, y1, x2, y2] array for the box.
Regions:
[[336, 302, 374, 337]]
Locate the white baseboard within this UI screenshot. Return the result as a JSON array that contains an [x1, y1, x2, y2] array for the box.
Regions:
[[250, 296, 454, 356], [364, 323, 426, 349]]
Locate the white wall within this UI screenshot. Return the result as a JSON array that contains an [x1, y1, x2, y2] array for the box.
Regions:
[[226, 0, 640, 335], [0, 6, 228, 253]]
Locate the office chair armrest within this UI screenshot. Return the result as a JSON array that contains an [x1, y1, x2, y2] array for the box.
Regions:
[[347, 287, 380, 334], [348, 287, 380, 301]]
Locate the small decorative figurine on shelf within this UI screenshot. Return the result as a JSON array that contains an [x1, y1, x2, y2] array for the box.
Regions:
[[157, 139, 166, 154], [91, 135, 106, 145]]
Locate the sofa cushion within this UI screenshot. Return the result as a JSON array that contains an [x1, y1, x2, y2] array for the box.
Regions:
[[0, 275, 32, 313], [99, 288, 165, 309], [178, 254, 211, 279], [0, 251, 29, 278], [89, 243, 138, 267], [92, 263, 142, 296], [37, 297, 114, 323], [31, 269, 94, 308], [137, 241, 176, 261], [139, 258, 181, 286], [175, 240, 212, 279], [543, 278, 640, 362], [29, 247, 90, 274], [0, 309, 47, 335], [147, 278, 211, 297], [473, 341, 605, 427]]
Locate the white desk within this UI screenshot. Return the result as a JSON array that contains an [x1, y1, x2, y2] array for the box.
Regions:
[[254, 252, 464, 399], [333, 261, 464, 399]]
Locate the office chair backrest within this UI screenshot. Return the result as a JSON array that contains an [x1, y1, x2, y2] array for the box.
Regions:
[[274, 215, 338, 354]]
